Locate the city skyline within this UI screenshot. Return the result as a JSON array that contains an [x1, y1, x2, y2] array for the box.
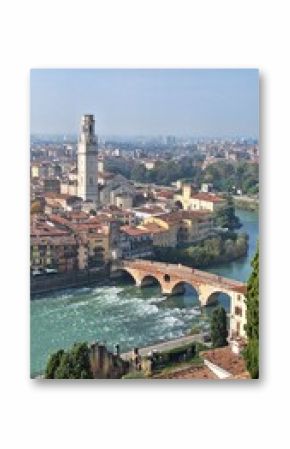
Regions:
[[30, 69, 259, 138]]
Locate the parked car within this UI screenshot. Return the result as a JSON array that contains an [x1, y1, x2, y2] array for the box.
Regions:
[[32, 269, 44, 276], [45, 268, 58, 274]]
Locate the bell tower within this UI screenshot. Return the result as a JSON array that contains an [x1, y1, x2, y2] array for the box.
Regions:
[[77, 114, 98, 204]]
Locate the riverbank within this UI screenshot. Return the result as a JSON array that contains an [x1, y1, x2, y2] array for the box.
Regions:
[[233, 195, 259, 211], [31, 266, 110, 296]]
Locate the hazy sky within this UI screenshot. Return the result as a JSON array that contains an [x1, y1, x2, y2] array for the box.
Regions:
[[30, 69, 259, 137]]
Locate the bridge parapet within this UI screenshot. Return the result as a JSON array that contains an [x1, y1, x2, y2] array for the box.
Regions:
[[118, 259, 246, 294]]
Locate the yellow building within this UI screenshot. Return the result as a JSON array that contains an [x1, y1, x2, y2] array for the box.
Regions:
[[73, 223, 111, 266], [142, 210, 213, 247], [174, 183, 226, 212], [143, 213, 180, 247]]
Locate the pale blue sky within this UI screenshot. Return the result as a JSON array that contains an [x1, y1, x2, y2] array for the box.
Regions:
[[30, 69, 259, 137]]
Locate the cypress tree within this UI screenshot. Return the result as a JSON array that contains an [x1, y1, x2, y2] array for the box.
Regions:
[[244, 246, 259, 378], [210, 305, 228, 348]]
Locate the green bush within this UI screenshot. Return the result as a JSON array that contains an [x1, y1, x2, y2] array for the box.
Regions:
[[45, 342, 93, 379]]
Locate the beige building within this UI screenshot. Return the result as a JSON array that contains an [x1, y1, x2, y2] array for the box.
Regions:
[[115, 193, 133, 209], [137, 222, 170, 247], [144, 213, 179, 247], [60, 180, 78, 196], [99, 174, 135, 207]]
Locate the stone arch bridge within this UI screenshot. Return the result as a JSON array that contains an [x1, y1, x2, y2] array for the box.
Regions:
[[112, 259, 247, 339]]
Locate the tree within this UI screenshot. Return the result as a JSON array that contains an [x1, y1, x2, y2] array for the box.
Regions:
[[210, 306, 228, 348], [201, 160, 259, 195], [131, 164, 147, 182], [45, 342, 93, 379], [244, 246, 259, 378], [45, 349, 64, 379], [214, 196, 241, 230], [70, 342, 93, 379]]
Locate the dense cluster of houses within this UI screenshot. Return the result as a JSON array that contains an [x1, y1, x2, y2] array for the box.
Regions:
[[30, 174, 225, 274]]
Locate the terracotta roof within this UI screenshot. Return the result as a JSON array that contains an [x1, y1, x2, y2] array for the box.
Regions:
[[138, 223, 167, 234], [31, 218, 71, 238], [191, 193, 224, 203], [135, 206, 165, 215], [201, 347, 248, 377], [120, 225, 151, 237], [31, 235, 77, 246], [154, 210, 210, 224], [155, 365, 217, 379], [155, 191, 174, 199], [154, 211, 183, 225]]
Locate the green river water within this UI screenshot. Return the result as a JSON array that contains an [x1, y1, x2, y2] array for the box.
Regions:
[[30, 209, 258, 376]]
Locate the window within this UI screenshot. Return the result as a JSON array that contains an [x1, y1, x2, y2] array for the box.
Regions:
[[235, 306, 242, 317]]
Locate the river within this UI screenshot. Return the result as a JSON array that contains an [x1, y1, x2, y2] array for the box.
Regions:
[[30, 209, 258, 376]]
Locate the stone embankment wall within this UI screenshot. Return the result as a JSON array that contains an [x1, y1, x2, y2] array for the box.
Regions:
[[31, 266, 110, 295], [89, 342, 129, 379], [234, 196, 259, 211]]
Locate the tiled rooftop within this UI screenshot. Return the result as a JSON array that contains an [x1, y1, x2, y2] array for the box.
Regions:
[[201, 346, 248, 377], [190, 192, 224, 203]]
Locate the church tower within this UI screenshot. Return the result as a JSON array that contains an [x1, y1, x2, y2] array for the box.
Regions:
[[77, 114, 98, 204]]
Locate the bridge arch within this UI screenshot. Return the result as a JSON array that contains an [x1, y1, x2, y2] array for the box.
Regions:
[[112, 268, 136, 284], [203, 290, 232, 310], [139, 274, 162, 289], [171, 281, 199, 298]]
